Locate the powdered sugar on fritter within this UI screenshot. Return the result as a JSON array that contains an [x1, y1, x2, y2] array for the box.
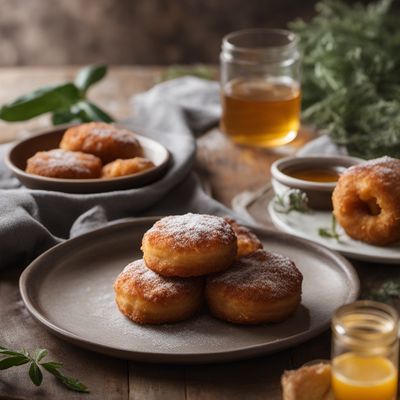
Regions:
[[145, 213, 236, 249], [208, 249, 303, 298], [120, 260, 199, 301]]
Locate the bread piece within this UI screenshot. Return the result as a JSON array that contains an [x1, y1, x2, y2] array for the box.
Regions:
[[281, 363, 333, 400]]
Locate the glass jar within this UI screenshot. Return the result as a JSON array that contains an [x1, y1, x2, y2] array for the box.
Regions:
[[220, 28, 301, 148], [331, 300, 399, 400]]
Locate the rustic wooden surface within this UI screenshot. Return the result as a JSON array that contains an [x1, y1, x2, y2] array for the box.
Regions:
[[0, 67, 397, 400]]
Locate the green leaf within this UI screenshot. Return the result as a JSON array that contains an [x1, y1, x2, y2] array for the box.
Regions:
[[74, 64, 107, 94], [42, 362, 89, 393], [35, 349, 48, 363], [318, 228, 334, 238], [51, 108, 88, 125], [58, 376, 90, 393], [318, 214, 341, 241], [76, 101, 114, 123], [0, 348, 25, 357], [41, 361, 63, 375], [0, 355, 29, 370], [0, 83, 80, 122], [0, 346, 89, 393], [29, 362, 43, 386]]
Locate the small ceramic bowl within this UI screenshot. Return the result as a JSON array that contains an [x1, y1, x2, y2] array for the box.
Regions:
[[5, 124, 171, 194], [270, 155, 363, 210]]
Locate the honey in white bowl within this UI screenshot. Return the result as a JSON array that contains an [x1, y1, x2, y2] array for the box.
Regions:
[[283, 165, 346, 183]]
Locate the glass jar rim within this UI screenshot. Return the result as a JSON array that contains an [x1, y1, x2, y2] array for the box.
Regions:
[[332, 300, 399, 347], [222, 28, 298, 54]]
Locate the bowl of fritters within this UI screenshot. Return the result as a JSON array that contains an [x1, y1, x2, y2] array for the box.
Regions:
[[6, 123, 170, 193]]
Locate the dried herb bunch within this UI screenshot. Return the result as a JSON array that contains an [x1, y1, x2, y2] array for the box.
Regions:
[[290, 0, 400, 159]]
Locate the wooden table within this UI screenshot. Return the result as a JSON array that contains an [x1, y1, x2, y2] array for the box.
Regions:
[[0, 67, 397, 400]]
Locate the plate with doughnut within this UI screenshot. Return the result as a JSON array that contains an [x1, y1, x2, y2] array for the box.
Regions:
[[5, 122, 170, 193], [269, 156, 400, 264], [20, 214, 359, 363]]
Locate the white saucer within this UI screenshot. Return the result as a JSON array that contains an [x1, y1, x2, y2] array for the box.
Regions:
[[268, 200, 400, 264]]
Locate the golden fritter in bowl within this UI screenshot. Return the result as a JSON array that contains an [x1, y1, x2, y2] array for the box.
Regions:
[[102, 157, 155, 178], [60, 122, 142, 164], [26, 149, 102, 179]]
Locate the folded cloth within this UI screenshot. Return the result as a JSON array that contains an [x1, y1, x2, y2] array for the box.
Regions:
[[0, 76, 237, 269]]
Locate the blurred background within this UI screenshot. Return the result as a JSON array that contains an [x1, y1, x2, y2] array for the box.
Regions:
[[1, 0, 397, 66]]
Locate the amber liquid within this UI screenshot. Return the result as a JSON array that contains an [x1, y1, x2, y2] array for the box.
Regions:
[[284, 166, 345, 183], [221, 77, 301, 147]]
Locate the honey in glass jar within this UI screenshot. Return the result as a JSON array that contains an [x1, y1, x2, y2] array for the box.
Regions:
[[220, 29, 301, 148]]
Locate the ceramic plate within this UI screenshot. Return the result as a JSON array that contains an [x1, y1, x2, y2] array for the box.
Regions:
[[20, 217, 359, 364], [5, 125, 170, 193], [268, 201, 400, 264]]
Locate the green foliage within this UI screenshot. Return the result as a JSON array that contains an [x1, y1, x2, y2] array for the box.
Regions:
[[318, 214, 341, 242], [0, 64, 113, 126], [290, 0, 400, 159], [363, 279, 400, 304], [157, 64, 215, 82], [0, 345, 89, 393], [274, 189, 310, 214]]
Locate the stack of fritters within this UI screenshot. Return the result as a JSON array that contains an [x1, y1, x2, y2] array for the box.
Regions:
[[114, 213, 303, 325]]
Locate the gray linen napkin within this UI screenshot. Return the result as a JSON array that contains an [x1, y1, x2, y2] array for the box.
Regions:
[[0, 76, 237, 269]]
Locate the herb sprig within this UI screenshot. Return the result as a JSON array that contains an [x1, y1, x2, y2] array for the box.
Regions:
[[290, 0, 400, 159], [274, 189, 310, 214], [318, 214, 341, 242], [363, 279, 400, 304], [0, 64, 113, 125], [0, 346, 89, 393]]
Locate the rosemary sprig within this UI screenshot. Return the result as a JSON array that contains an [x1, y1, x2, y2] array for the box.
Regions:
[[318, 214, 341, 242], [0, 346, 89, 393], [274, 189, 310, 214]]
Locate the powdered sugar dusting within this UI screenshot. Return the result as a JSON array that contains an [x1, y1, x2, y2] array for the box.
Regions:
[[27, 149, 100, 176], [343, 156, 400, 199], [209, 250, 302, 299], [90, 127, 139, 145], [145, 213, 236, 249], [348, 156, 400, 179], [120, 260, 199, 301]]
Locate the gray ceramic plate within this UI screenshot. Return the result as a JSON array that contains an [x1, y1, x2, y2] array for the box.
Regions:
[[5, 125, 170, 193], [19, 217, 359, 364]]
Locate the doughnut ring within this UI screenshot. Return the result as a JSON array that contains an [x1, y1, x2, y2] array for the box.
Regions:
[[102, 157, 155, 178], [332, 156, 400, 246], [60, 122, 142, 164], [113, 259, 204, 324], [141, 213, 237, 277], [26, 149, 102, 179], [206, 249, 302, 325], [224, 217, 263, 258]]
